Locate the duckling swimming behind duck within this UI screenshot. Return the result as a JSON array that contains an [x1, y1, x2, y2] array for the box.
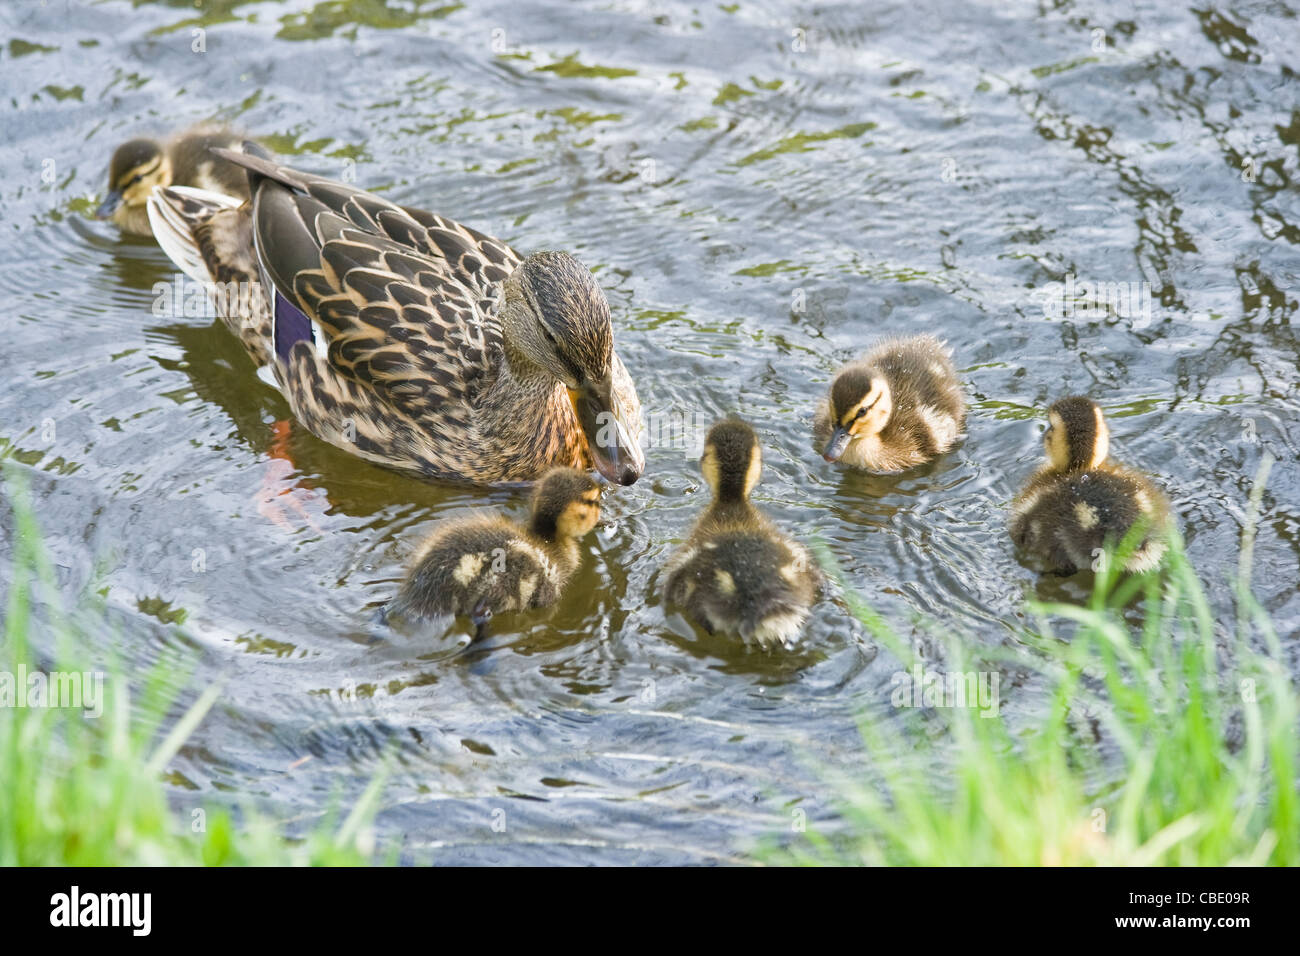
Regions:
[[96, 126, 252, 237], [1010, 396, 1170, 574], [386, 467, 601, 636], [814, 334, 966, 472], [662, 419, 820, 649]]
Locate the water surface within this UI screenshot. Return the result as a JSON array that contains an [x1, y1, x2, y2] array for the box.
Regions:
[[1, 0, 1297, 863]]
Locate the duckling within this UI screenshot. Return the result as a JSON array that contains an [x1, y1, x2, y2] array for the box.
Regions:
[[95, 126, 252, 237], [386, 467, 601, 636], [662, 419, 820, 649], [814, 334, 966, 472], [1010, 396, 1170, 574]]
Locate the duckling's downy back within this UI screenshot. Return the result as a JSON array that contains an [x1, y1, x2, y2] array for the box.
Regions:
[[1010, 470, 1167, 573], [387, 517, 561, 627], [1010, 396, 1171, 574], [663, 418, 820, 648], [664, 530, 818, 648]]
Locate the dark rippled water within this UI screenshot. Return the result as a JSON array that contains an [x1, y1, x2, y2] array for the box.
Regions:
[[1, 0, 1296, 863]]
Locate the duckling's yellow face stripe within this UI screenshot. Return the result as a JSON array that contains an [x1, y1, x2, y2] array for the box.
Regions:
[[1045, 406, 1110, 471], [1090, 404, 1110, 468], [742, 443, 762, 497], [557, 490, 601, 539], [117, 155, 172, 207], [114, 156, 159, 191], [838, 401, 860, 430], [700, 446, 721, 495], [699, 442, 760, 498], [840, 381, 889, 437], [1044, 410, 1070, 470]]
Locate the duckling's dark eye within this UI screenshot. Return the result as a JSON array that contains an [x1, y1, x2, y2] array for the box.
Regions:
[[128, 173, 144, 187]]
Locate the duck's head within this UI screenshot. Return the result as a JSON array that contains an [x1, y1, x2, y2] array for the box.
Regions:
[[529, 467, 602, 542], [500, 251, 643, 486], [822, 367, 892, 462], [96, 138, 172, 225], [1044, 396, 1110, 471], [700, 419, 762, 502]]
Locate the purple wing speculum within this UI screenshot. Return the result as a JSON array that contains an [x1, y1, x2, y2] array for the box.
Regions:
[[273, 287, 315, 365]]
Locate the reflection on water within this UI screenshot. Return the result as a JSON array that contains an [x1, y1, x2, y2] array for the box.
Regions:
[[0, 0, 1296, 863]]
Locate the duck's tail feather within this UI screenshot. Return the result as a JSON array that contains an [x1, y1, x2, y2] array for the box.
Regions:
[[146, 184, 242, 286], [240, 139, 275, 162], [210, 145, 312, 193]]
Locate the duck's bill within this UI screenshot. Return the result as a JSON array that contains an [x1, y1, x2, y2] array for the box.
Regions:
[[823, 426, 851, 462], [570, 381, 644, 486], [95, 190, 123, 220]]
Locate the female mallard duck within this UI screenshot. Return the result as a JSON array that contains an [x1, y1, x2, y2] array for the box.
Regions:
[[95, 126, 251, 237], [662, 419, 820, 649], [145, 145, 643, 486], [814, 334, 965, 472], [386, 467, 601, 635], [1010, 396, 1170, 574]]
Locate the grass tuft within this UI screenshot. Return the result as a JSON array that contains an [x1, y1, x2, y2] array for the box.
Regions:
[[781, 453, 1296, 866], [0, 472, 385, 866]]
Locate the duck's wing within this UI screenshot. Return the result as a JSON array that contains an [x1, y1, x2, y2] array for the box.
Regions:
[[250, 181, 503, 423], [219, 149, 647, 437], [212, 148, 520, 303]]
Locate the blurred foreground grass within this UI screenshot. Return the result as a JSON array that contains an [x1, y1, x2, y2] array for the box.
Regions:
[[780, 454, 1295, 865], [3, 456, 1294, 866], [0, 473, 385, 866]]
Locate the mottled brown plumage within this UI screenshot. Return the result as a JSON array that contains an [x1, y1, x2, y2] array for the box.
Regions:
[[146, 147, 644, 485], [387, 467, 601, 635], [662, 420, 820, 649], [1010, 397, 1170, 574], [96, 126, 251, 237], [814, 334, 966, 472]]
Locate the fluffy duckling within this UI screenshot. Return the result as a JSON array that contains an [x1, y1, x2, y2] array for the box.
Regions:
[[96, 126, 252, 237], [1010, 397, 1170, 574], [814, 334, 966, 472], [387, 467, 601, 635], [662, 420, 820, 649]]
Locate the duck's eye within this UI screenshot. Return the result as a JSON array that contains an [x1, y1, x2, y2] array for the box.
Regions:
[[128, 172, 144, 187]]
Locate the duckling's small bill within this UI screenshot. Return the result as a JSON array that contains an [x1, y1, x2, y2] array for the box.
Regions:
[[822, 425, 852, 462]]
